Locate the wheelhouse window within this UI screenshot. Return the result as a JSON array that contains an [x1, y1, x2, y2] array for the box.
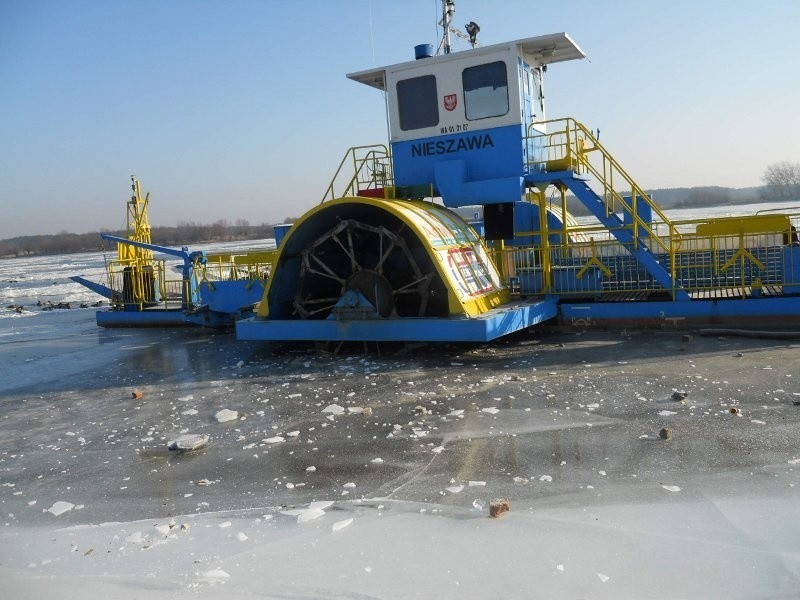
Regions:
[[396, 75, 439, 130], [462, 61, 509, 120]]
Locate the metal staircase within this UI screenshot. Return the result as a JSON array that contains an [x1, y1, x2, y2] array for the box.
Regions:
[[525, 118, 689, 301]]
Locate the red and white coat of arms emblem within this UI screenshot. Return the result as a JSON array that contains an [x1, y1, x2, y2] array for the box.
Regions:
[[443, 94, 458, 111]]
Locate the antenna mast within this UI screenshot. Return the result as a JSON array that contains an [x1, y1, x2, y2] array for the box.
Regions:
[[437, 1, 479, 55], [440, 0, 455, 54]]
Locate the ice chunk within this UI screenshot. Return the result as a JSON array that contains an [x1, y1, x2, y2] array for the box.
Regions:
[[306, 466, 317, 472], [168, 433, 209, 452], [178, 394, 194, 402], [236, 532, 248, 542], [219, 521, 232, 528], [481, 407, 500, 415], [286, 430, 300, 437], [154, 523, 171, 536], [446, 485, 463, 494], [297, 508, 326, 523], [789, 458, 800, 465], [215, 409, 239, 423], [658, 410, 677, 416], [343, 482, 356, 489], [46, 501, 74, 516], [309, 501, 334, 511], [539, 475, 553, 482], [370, 457, 384, 464], [125, 531, 146, 544], [181, 408, 198, 416], [431, 446, 445, 454], [556, 564, 565, 572], [322, 404, 345, 415], [468, 480, 486, 487], [263, 436, 285, 444], [201, 568, 230, 580], [597, 573, 610, 583], [332, 518, 353, 532], [662, 485, 681, 492]]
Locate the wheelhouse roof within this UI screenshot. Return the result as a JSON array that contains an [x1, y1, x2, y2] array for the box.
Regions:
[[347, 32, 586, 91]]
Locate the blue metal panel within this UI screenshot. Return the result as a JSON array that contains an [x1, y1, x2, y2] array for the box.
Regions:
[[96, 310, 189, 327], [783, 246, 800, 294], [199, 280, 265, 314], [237, 298, 558, 342], [560, 296, 800, 327], [391, 124, 525, 190]]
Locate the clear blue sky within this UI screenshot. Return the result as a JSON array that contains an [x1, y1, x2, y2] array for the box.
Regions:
[[1, 0, 798, 238]]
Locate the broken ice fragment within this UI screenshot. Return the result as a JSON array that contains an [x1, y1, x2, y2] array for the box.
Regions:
[[309, 501, 334, 511], [332, 518, 353, 532], [662, 485, 681, 492], [154, 523, 171, 536], [215, 409, 239, 423], [597, 573, 610, 583], [297, 508, 326, 523], [181, 408, 198, 416], [219, 521, 232, 528], [658, 410, 677, 416], [306, 466, 317, 472], [538, 475, 553, 482], [431, 446, 445, 454], [343, 482, 356, 489], [201, 568, 230, 580], [370, 457, 384, 464], [286, 430, 300, 437], [168, 433, 209, 453], [468, 480, 486, 487], [445, 485, 464, 494], [481, 407, 500, 415], [46, 501, 74, 516], [263, 436, 285, 444], [125, 531, 146, 544], [236, 532, 248, 542], [322, 404, 345, 415]]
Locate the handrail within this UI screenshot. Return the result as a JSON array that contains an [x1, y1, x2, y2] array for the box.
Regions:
[[321, 144, 393, 203], [527, 118, 678, 256]]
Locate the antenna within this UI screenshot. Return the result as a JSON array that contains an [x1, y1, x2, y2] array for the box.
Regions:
[[436, 1, 480, 55], [439, 0, 455, 54]]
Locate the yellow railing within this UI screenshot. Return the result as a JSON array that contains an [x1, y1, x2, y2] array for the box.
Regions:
[[201, 251, 276, 282], [526, 118, 678, 258], [496, 216, 799, 299], [322, 144, 393, 202]]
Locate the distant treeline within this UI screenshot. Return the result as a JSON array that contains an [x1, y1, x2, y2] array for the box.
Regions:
[[3, 186, 797, 258], [0, 219, 292, 259]]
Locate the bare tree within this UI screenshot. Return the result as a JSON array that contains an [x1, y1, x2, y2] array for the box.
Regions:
[[762, 161, 800, 200]]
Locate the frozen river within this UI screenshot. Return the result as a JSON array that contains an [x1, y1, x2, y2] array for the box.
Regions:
[[2, 215, 800, 599]]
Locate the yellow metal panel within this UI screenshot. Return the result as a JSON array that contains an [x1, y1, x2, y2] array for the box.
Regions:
[[696, 215, 791, 236]]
